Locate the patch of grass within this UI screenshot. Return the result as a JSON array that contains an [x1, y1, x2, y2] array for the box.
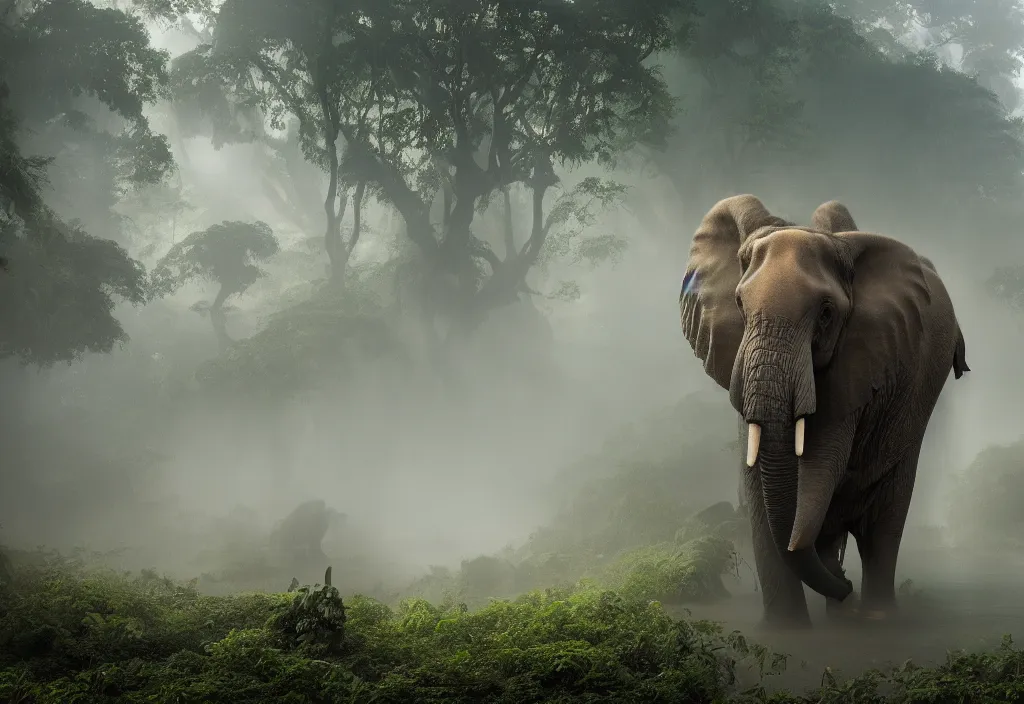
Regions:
[[603, 536, 736, 605], [0, 553, 761, 703], [404, 531, 740, 609], [4, 550, 1024, 702]]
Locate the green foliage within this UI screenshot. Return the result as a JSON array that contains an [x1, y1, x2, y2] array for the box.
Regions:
[[600, 536, 736, 605], [825, 0, 1024, 110], [3, 0, 175, 190], [0, 0, 174, 365], [270, 567, 347, 654], [0, 552, 289, 679], [171, 0, 680, 321], [406, 532, 737, 609], [768, 634, 1024, 703], [150, 220, 280, 301], [126, 0, 216, 24], [7, 549, 1024, 701], [524, 460, 725, 564], [0, 91, 50, 218], [0, 553, 754, 702], [391, 394, 745, 611], [537, 177, 630, 302], [650, 0, 1024, 235], [676, 501, 747, 547], [0, 212, 149, 365]]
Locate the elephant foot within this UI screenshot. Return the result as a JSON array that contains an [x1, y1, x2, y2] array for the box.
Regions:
[[825, 594, 860, 623], [855, 601, 900, 624]]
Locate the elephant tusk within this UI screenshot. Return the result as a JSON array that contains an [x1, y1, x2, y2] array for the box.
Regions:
[[795, 418, 805, 457], [746, 423, 761, 467]]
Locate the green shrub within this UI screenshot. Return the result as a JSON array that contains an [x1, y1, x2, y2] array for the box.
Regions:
[[602, 536, 736, 604], [403, 509, 741, 609], [5, 551, 1024, 702], [269, 567, 347, 654], [0, 557, 751, 702]]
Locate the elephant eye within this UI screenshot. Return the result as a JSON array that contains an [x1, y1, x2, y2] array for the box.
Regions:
[[818, 303, 833, 327], [735, 294, 744, 314]]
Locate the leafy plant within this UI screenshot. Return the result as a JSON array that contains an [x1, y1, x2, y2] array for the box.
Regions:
[[5, 549, 1024, 702], [271, 566, 347, 654]]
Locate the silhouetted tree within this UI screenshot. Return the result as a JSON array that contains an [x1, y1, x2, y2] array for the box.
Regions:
[[150, 220, 279, 349]]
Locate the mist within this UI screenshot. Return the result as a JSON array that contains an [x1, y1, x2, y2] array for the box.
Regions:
[[4, 0, 1024, 695]]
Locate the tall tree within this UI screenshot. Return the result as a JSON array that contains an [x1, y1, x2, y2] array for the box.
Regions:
[[824, 0, 1024, 110], [150, 220, 280, 349], [2, 0, 176, 242], [0, 0, 174, 365], [342, 0, 677, 334], [172, 0, 678, 335], [170, 0, 389, 284], [639, 0, 1024, 245]]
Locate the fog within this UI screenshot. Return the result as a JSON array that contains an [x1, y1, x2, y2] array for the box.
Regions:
[[4, 0, 1024, 689]]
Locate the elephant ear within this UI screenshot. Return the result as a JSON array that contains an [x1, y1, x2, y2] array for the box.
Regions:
[[810, 201, 858, 233], [819, 232, 932, 419], [679, 195, 790, 390]]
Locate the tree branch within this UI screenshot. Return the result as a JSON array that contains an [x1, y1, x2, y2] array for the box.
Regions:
[[314, 55, 345, 280], [338, 123, 440, 262]]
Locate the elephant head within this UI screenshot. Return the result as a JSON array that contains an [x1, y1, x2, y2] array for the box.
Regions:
[[679, 196, 931, 602]]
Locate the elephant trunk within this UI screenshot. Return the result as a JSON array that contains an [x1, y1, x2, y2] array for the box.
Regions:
[[731, 316, 853, 602]]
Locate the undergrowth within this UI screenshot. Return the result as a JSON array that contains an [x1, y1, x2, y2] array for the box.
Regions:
[[0, 553, 767, 703], [3, 552, 1024, 702]]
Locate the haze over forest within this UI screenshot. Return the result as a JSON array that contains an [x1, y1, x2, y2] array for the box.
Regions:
[[6, 0, 1024, 676]]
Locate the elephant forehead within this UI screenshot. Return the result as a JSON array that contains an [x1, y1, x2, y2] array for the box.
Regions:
[[748, 229, 836, 270], [741, 231, 838, 301]]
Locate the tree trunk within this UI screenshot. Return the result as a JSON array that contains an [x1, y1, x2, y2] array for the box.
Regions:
[[322, 135, 348, 283], [210, 284, 233, 352], [501, 186, 515, 258], [314, 52, 349, 285]]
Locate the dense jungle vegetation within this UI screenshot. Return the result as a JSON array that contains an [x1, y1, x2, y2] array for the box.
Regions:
[[5, 0, 1024, 700]]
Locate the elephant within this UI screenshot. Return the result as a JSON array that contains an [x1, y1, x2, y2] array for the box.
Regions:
[[677, 195, 969, 627]]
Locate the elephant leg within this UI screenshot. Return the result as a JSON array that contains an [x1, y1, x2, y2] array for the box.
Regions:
[[853, 448, 920, 618], [743, 465, 811, 628]]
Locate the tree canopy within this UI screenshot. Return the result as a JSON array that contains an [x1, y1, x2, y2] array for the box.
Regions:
[[171, 0, 679, 334], [0, 0, 173, 365], [4, 0, 1024, 368], [151, 220, 280, 349], [638, 0, 1024, 242]]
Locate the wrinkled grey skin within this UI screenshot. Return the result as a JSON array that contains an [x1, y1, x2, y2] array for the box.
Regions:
[[678, 196, 969, 627]]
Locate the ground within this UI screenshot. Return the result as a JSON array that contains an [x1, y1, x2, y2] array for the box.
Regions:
[[4, 536, 1024, 702]]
